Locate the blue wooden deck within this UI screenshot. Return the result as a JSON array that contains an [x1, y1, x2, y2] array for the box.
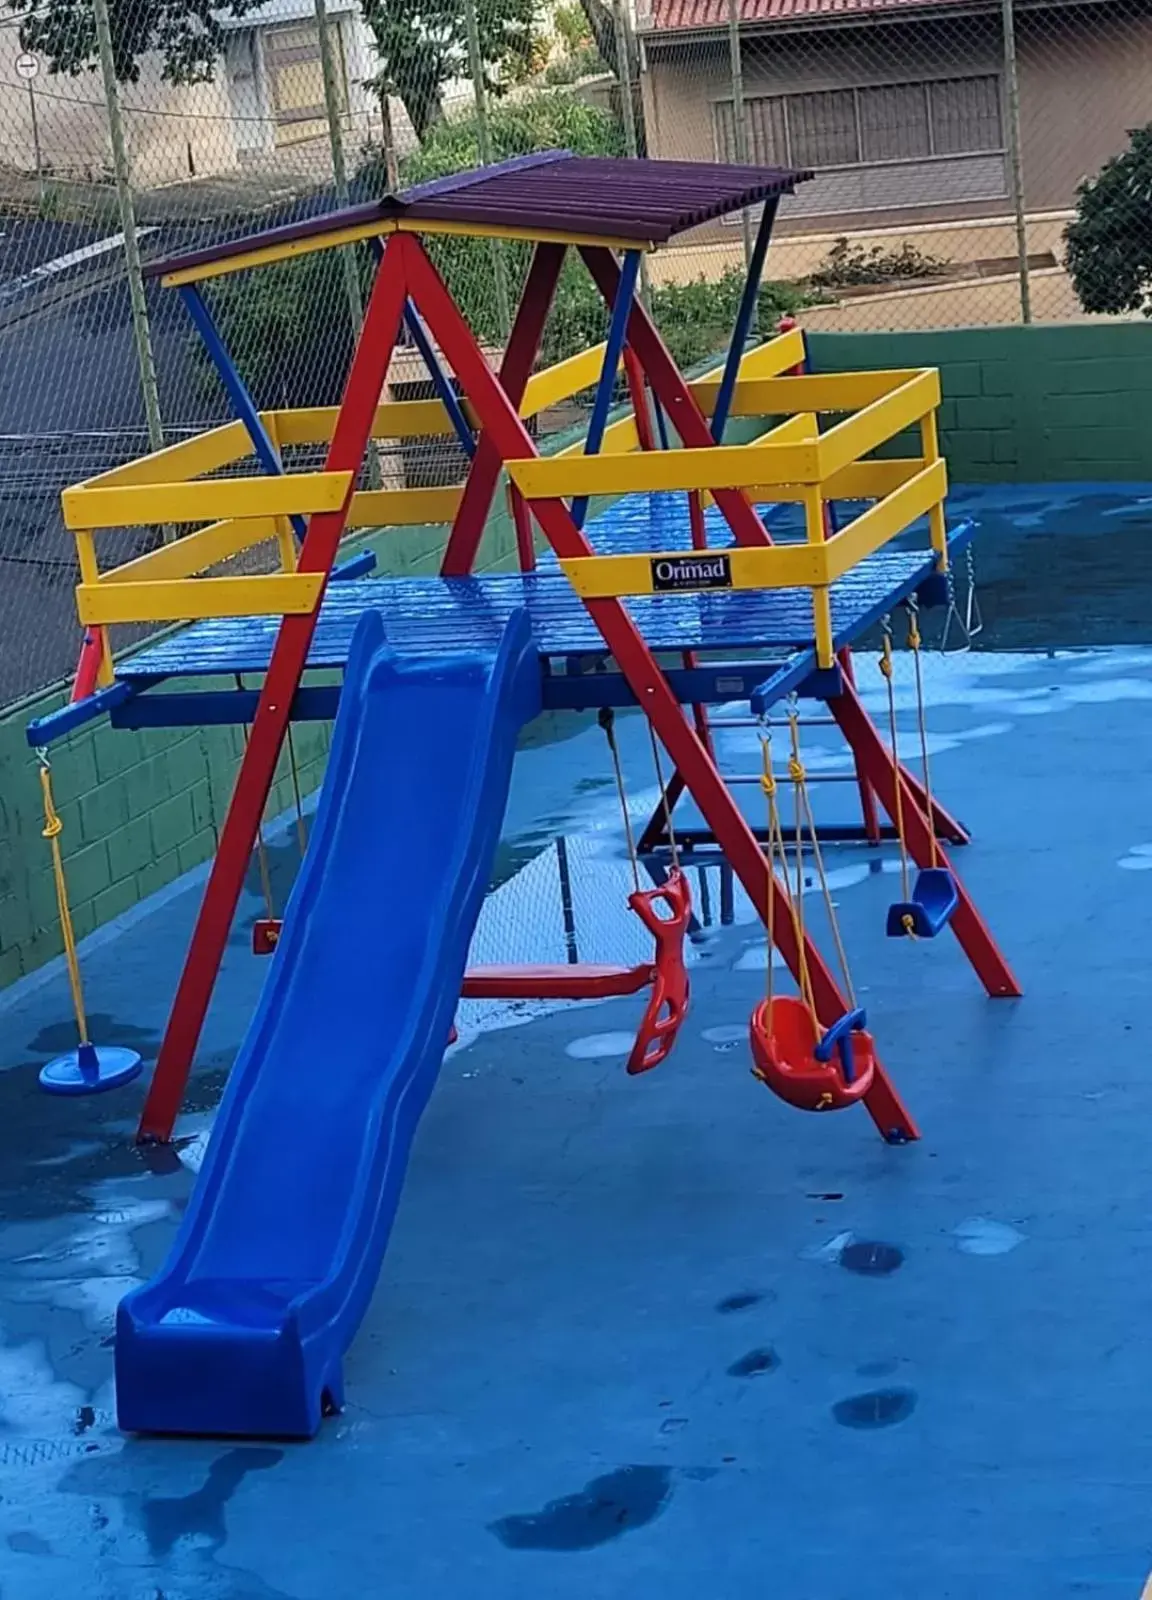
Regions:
[[118, 494, 958, 685]]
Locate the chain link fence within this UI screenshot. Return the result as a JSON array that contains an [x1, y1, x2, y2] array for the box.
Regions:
[[1, 0, 1147, 708]]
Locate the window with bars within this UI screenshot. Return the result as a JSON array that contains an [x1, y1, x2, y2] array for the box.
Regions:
[[714, 76, 1003, 170]]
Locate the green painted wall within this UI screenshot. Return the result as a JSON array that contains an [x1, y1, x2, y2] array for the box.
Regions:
[[0, 510, 524, 992], [809, 321, 1152, 483]]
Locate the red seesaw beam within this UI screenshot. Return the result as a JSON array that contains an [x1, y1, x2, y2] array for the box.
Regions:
[[137, 238, 411, 1144], [400, 232, 919, 1143]]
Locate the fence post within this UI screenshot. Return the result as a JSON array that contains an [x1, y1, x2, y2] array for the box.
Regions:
[[314, 0, 363, 331], [462, 0, 512, 340], [92, 0, 164, 459], [726, 0, 755, 274], [613, 0, 653, 302], [1001, 0, 1032, 324]]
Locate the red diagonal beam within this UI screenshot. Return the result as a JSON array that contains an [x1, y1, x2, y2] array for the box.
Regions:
[[440, 242, 566, 577], [402, 233, 916, 1142], [830, 684, 1020, 998], [580, 245, 771, 551], [137, 239, 410, 1143]]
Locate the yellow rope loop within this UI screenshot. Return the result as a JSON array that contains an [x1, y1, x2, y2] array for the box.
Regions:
[[36, 750, 90, 1047], [39, 768, 63, 841], [901, 911, 918, 941], [905, 599, 940, 870]]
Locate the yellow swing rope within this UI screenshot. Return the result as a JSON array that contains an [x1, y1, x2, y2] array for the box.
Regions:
[[759, 724, 816, 1021], [285, 725, 309, 860], [878, 617, 917, 939], [646, 722, 681, 875], [36, 750, 90, 1049], [236, 673, 276, 921], [905, 597, 941, 871], [601, 710, 642, 894], [786, 703, 857, 1009]]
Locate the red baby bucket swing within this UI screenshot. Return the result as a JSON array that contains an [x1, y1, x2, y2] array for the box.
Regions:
[[747, 703, 876, 1111]]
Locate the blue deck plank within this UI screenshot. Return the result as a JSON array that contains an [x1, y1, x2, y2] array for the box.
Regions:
[[120, 549, 945, 681]]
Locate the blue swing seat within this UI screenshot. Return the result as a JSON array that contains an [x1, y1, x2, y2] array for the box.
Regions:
[[886, 867, 958, 939]]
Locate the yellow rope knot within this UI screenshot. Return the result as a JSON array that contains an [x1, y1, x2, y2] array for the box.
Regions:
[[788, 755, 805, 784], [760, 773, 777, 799]]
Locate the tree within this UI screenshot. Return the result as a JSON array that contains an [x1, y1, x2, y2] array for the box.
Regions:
[[361, 0, 540, 143], [1065, 124, 1152, 316], [8, 0, 267, 83]]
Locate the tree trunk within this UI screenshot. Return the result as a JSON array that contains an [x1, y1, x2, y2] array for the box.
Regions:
[[577, 0, 623, 75]]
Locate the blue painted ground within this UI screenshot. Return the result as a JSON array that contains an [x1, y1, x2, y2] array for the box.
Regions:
[[0, 481, 1150, 1596]]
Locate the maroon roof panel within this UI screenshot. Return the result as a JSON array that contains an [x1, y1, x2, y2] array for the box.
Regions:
[[146, 152, 809, 280]]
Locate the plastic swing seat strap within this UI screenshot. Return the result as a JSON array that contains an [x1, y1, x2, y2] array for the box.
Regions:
[[750, 997, 875, 1111], [880, 606, 957, 942]]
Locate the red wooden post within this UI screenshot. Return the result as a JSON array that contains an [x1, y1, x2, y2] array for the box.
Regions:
[[509, 485, 535, 571], [402, 234, 918, 1142], [440, 242, 566, 577], [137, 240, 411, 1143], [579, 247, 771, 551], [830, 684, 1020, 998], [622, 346, 656, 453], [71, 630, 104, 702]]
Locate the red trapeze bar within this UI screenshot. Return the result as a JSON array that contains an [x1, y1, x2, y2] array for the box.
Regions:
[[441, 242, 565, 577], [830, 682, 1019, 998], [137, 241, 410, 1143], [399, 234, 917, 1142]]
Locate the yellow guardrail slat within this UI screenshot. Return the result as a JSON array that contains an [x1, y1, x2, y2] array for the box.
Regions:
[[101, 517, 281, 585], [346, 486, 464, 528], [560, 541, 827, 598], [77, 572, 325, 626], [690, 370, 917, 418], [63, 471, 355, 530], [821, 460, 949, 582], [816, 369, 941, 481], [509, 438, 821, 499], [82, 420, 253, 490]]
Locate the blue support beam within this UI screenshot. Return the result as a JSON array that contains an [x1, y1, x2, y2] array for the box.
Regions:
[[573, 247, 643, 529], [710, 197, 781, 445], [26, 679, 157, 748], [179, 285, 307, 543], [402, 302, 477, 461], [366, 234, 476, 461]]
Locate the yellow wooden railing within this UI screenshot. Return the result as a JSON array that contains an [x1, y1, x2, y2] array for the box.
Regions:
[[63, 326, 949, 678]]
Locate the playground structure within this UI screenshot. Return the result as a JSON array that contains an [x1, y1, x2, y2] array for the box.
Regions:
[[25, 151, 1020, 1438]]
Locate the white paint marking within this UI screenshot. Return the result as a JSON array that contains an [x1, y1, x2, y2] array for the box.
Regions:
[[565, 1030, 636, 1060], [953, 1217, 1026, 1256]]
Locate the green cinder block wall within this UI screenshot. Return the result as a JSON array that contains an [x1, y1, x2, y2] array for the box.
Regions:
[[808, 321, 1152, 483], [0, 509, 524, 992]]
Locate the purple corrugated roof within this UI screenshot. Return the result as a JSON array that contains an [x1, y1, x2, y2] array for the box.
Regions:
[[147, 152, 809, 279]]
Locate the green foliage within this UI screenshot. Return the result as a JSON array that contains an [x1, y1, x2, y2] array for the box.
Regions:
[[1065, 124, 1152, 316], [554, 0, 594, 52], [361, 0, 540, 141], [543, 43, 603, 85], [807, 235, 949, 290], [9, 0, 267, 84]]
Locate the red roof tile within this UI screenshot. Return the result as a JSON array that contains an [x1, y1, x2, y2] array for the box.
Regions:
[[646, 0, 974, 31]]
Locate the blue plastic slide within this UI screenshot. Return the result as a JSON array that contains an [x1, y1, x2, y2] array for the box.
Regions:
[[116, 608, 541, 1437]]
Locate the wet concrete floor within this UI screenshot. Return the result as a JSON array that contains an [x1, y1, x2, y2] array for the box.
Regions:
[[1, 481, 1152, 1597]]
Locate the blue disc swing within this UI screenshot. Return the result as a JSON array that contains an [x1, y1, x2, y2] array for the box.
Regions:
[[879, 601, 958, 940]]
